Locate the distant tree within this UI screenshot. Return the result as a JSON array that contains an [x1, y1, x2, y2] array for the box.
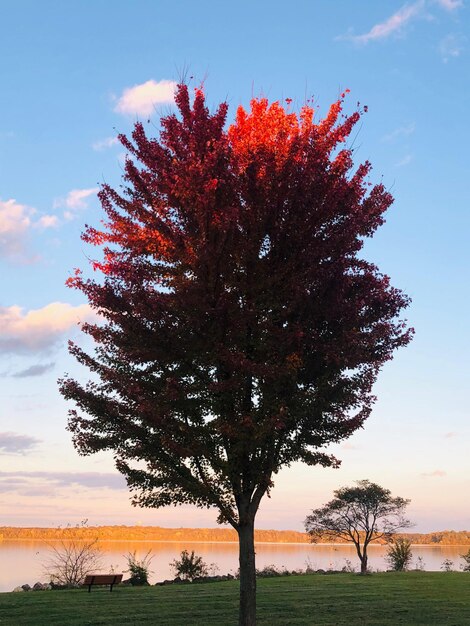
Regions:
[[59, 84, 412, 624], [386, 537, 413, 571], [305, 480, 412, 574]]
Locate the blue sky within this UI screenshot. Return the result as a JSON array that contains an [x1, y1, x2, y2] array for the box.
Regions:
[[0, 0, 468, 531]]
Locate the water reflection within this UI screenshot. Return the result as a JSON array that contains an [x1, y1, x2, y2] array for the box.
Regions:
[[0, 540, 467, 592]]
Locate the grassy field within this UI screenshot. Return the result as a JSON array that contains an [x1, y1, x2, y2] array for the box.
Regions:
[[0, 572, 469, 625]]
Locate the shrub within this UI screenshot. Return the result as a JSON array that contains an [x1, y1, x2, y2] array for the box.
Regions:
[[342, 559, 356, 573], [256, 564, 285, 577], [385, 538, 412, 571], [171, 550, 208, 581], [441, 558, 454, 572], [42, 529, 103, 587], [414, 556, 425, 571], [460, 549, 470, 572], [125, 550, 153, 585]]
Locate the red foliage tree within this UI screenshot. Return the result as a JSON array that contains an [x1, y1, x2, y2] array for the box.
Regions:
[[60, 85, 413, 625]]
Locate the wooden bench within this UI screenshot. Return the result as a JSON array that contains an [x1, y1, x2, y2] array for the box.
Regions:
[[83, 574, 123, 592]]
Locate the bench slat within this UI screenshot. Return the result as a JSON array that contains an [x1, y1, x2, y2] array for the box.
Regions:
[[84, 574, 123, 584]]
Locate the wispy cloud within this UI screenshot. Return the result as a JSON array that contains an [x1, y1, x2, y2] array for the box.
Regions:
[[0, 470, 127, 494], [421, 469, 447, 477], [340, 1, 425, 44], [0, 302, 98, 354], [338, 0, 463, 45], [11, 362, 55, 378], [439, 33, 465, 61], [92, 136, 119, 151], [382, 123, 416, 142], [435, 0, 463, 10], [0, 198, 57, 262], [0, 432, 41, 454], [114, 79, 177, 116], [395, 154, 413, 167], [53, 187, 98, 220]]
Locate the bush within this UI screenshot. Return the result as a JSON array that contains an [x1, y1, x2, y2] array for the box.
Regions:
[[256, 564, 286, 577], [460, 549, 470, 572], [171, 550, 208, 581], [386, 538, 413, 571], [125, 550, 153, 585], [441, 558, 454, 572], [42, 523, 103, 587], [414, 556, 425, 571]]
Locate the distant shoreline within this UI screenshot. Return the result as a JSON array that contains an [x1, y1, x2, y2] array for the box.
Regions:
[[1, 526, 469, 546]]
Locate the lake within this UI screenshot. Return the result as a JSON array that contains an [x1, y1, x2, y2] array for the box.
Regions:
[[0, 540, 467, 592]]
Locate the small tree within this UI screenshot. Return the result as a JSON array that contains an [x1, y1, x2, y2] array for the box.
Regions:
[[385, 537, 412, 571], [125, 550, 153, 585], [43, 536, 102, 587], [441, 558, 454, 572], [171, 549, 209, 581], [305, 480, 411, 574]]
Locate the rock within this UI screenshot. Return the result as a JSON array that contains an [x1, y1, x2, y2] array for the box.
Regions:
[[33, 582, 46, 591], [13, 586, 24, 592], [21, 584, 31, 592]]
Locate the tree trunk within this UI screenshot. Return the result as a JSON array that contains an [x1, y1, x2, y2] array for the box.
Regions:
[[360, 553, 368, 575], [237, 519, 256, 626]]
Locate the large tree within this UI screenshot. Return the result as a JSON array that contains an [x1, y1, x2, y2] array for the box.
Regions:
[[305, 480, 412, 574], [60, 84, 412, 625]]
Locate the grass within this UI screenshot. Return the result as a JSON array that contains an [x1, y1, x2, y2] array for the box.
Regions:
[[0, 572, 469, 625]]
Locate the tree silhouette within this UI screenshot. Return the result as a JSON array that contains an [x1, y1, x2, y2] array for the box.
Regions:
[[305, 480, 412, 574], [60, 84, 412, 625]]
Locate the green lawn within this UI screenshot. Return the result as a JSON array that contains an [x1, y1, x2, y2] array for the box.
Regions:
[[0, 572, 469, 625]]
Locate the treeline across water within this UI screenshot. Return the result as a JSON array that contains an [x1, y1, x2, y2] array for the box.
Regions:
[[1, 526, 469, 545]]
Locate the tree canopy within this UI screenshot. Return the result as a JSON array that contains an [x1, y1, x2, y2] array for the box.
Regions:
[[60, 84, 413, 624], [305, 479, 412, 574]]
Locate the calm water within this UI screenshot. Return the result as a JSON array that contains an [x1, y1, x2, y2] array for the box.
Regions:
[[0, 540, 467, 592]]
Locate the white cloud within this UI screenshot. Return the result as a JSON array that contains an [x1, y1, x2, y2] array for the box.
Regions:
[[382, 123, 416, 142], [395, 154, 413, 167], [114, 79, 177, 116], [37, 215, 59, 229], [339, 0, 425, 44], [435, 0, 463, 10], [0, 198, 57, 262], [0, 302, 98, 354], [53, 187, 98, 220], [92, 136, 119, 151], [439, 34, 465, 61]]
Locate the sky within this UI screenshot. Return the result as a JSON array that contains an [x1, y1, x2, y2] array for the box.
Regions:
[[0, 0, 469, 533]]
